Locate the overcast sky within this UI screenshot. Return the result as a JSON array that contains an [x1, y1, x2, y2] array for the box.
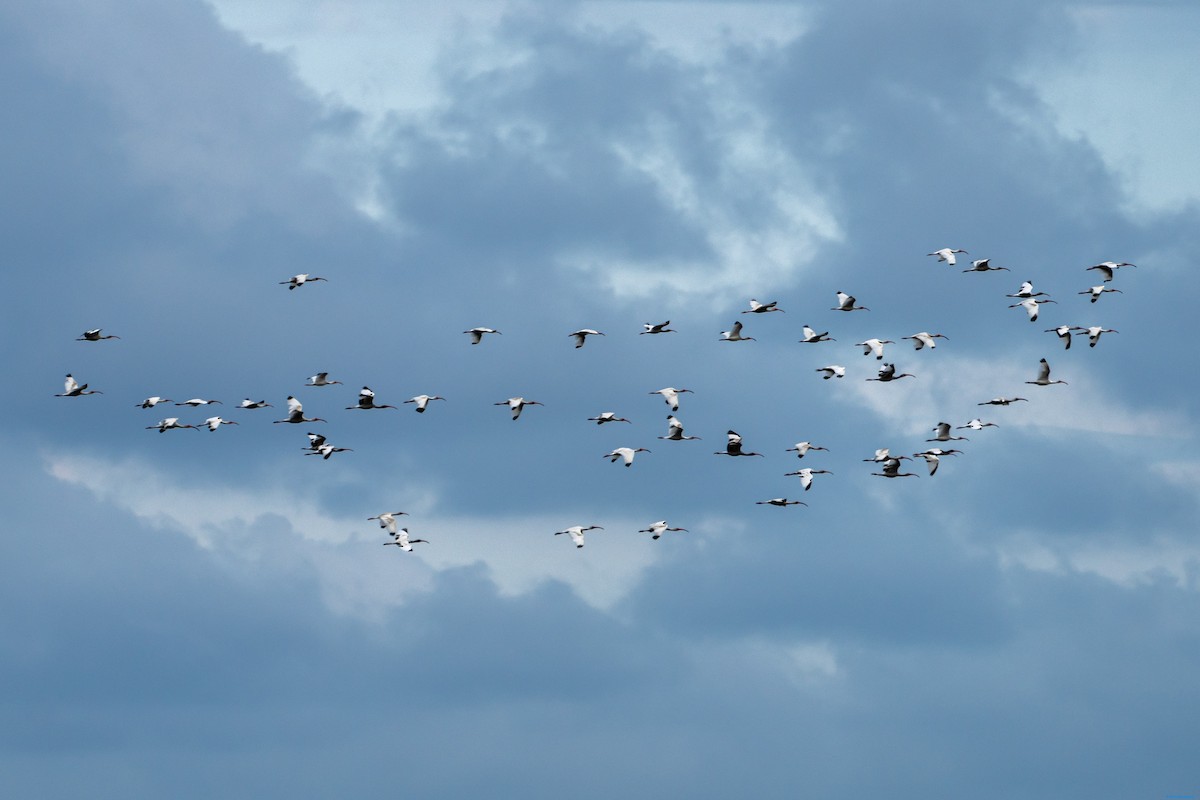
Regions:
[[5, 1, 1200, 796]]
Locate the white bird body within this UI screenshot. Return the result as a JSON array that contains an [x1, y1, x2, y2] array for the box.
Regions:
[[928, 248, 968, 266], [348, 386, 397, 410], [913, 452, 948, 475], [856, 338, 894, 359], [404, 394, 446, 413], [280, 273, 326, 290], [650, 387, 693, 411], [786, 441, 828, 458], [464, 327, 501, 344], [784, 467, 832, 491], [496, 397, 543, 420], [305, 372, 342, 387], [903, 332, 948, 350], [815, 365, 845, 380], [957, 419, 997, 431], [1010, 297, 1057, 322], [202, 416, 238, 431], [569, 329, 605, 348], [305, 432, 327, 451], [714, 430, 762, 457], [1082, 326, 1118, 347], [1007, 281, 1050, 299], [719, 320, 755, 342], [1026, 358, 1067, 386], [237, 399, 272, 409], [1080, 285, 1123, 303], [744, 299, 784, 314], [136, 396, 172, 409], [1046, 325, 1086, 350], [147, 417, 197, 433], [368, 511, 408, 535], [1086, 261, 1135, 282], [978, 397, 1028, 406], [641, 321, 675, 335], [832, 291, 869, 311], [873, 457, 919, 478], [799, 325, 835, 344], [56, 374, 101, 396], [306, 443, 353, 459], [77, 328, 120, 341], [964, 258, 1009, 273], [928, 422, 968, 442], [867, 363, 914, 382], [639, 520, 688, 539], [588, 411, 631, 425], [274, 396, 326, 424], [659, 415, 700, 441], [863, 448, 893, 463], [383, 528, 428, 551], [555, 525, 603, 548], [176, 398, 221, 407], [605, 447, 650, 467]]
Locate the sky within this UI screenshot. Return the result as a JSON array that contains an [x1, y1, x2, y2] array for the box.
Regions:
[[4, 0, 1200, 796]]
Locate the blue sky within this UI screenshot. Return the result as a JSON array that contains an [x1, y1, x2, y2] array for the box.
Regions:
[[5, 1, 1200, 796]]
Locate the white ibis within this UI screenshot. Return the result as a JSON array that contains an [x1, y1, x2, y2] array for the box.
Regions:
[[714, 430, 763, 457], [569, 329, 605, 348], [856, 338, 894, 359], [280, 273, 326, 290], [928, 248, 968, 266], [1079, 285, 1123, 304], [659, 415, 701, 441], [404, 395, 446, 413], [201, 416, 238, 431], [1009, 297, 1057, 322], [347, 386, 397, 410], [743, 299, 784, 314], [873, 457, 919, 478], [785, 468, 832, 491], [274, 396, 326, 424], [815, 365, 846, 380], [237, 399, 272, 409], [605, 447, 650, 467], [957, 419, 998, 431], [305, 373, 342, 387], [863, 448, 900, 463], [496, 397, 543, 420], [1045, 325, 1086, 350], [650, 387, 693, 411], [639, 520, 688, 539], [903, 332, 948, 350], [641, 321, 676, 335], [866, 363, 914, 382], [383, 528, 428, 551], [799, 325, 835, 343], [756, 498, 808, 507], [146, 417, 198, 433], [916, 447, 963, 457], [912, 452, 953, 475], [368, 512, 408, 534], [176, 398, 221, 407], [56, 374, 101, 396], [719, 320, 755, 342], [306, 443, 353, 460], [928, 422, 968, 442], [555, 525, 603, 548], [136, 396, 172, 408], [77, 329, 119, 341], [305, 432, 327, 451], [464, 327, 501, 344], [963, 258, 1009, 273], [1081, 326, 1118, 347], [786, 441, 828, 458], [587, 412, 631, 425], [832, 291, 869, 311], [978, 397, 1028, 406], [1026, 358, 1067, 386], [1006, 281, 1051, 299], [1086, 261, 1135, 282]]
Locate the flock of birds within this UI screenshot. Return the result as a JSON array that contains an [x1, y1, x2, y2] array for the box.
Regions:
[[61, 254, 1133, 550]]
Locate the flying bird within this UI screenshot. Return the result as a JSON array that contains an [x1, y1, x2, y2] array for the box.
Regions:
[[866, 363, 914, 382], [587, 412, 631, 425], [404, 395, 446, 413], [1081, 326, 1118, 347], [383, 528, 428, 551], [306, 443, 353, 460], [76, 329, 119, 341], [555, 525, 603, 548], [832, 291, 869, 311], [496, 397, 543, 420], [928, 248, 968, 266], [56, 374, 101, 397], [785, 468, 832, 491], [903, 332, 948, 351], [236, 399, 272, 409], [856, 338, 894, 360], [639, 520, 688, 539], [743, 299, 784, 314], [1086, 261, 1135, 282], [274, 396, 326, 424], [1006, 281, 1050, 299], [280, 273, 327, 290], [799, 325, 835, 343], [927, 422, 968, 442], [464, 327, 501, 344], [347, 386, 397, 410], [957, 419, 998, 431], [305, 432, 327, 451], [136, 396, 172, 409], [978, 397, 1028, 406], [719, 320, 755, 342], [912, 452, 955, 475], [368, 511, 408, 534], [640, 321, 675, 335], [1079, 285, 1123, 304], [605, 447, 651, 467], [1026, 358, 1067, 386], [569, 329, 605, 348], [176, 398, 221, 407], [815, 365, 846, 380], [1009, 297, 1057, 322], [200, 416, 238, 431], [305, 372, 342, 387], [872, 457, 919, 478], [650, 387, 693, 411], [659, 415, 701, 441], [146, 417, 198, 433], [786, 441, 828, 458], [756, 498, 808, 507], [963, 258, 1009, 273], [714, 430, 763, 457], [1046, 325, 1086, 350]]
